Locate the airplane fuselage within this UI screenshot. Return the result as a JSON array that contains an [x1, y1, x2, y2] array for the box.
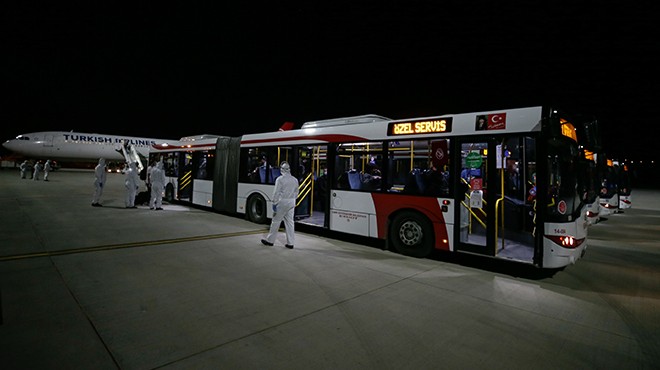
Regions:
[[2, 131, 170, 162]]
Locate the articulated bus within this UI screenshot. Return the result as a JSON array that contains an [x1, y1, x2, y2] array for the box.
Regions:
[[150, 106, 589, 269], [149, 135, 225, 208]]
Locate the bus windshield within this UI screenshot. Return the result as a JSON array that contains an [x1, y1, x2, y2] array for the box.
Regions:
[[545, 137, 582, 221]]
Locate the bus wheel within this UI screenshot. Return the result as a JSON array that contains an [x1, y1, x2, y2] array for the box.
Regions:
[[389, 211, 433, 258], [165, 184, 175, 202], [247, 194, 267, 224]]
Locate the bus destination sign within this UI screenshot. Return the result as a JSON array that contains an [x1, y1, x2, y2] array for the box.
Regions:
[[388, 118, 453, 136]]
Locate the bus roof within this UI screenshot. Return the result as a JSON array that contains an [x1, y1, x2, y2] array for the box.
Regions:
[[301, 114, 391, 129], [241, 106, 547, 146]]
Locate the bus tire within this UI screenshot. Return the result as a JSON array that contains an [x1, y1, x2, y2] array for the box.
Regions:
[[389, 211, 433, 258], [165, 184, 175, 202], [247, 194, 268, 224]]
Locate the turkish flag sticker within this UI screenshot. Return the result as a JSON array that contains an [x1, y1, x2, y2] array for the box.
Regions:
[[488, 113, 506, 130]]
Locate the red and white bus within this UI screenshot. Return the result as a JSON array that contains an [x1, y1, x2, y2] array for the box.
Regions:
[[149, 135, 223, 207], [150, 106, 589, 269], [597, 157, 632, 216]]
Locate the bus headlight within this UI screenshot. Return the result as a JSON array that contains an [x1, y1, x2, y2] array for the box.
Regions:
[[545, 235, 585, 249]]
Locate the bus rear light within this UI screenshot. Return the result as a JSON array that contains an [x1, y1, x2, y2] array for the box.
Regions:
[[621, 199, 631, 205], [545, 235, 585, 249], [586, 210, 598, 218], [601, 203, 616, 209]]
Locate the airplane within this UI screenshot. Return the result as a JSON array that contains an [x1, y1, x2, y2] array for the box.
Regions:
[[2, 131, 176, 172]]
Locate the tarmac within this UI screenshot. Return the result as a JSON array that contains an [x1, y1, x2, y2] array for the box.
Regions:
[[1, 168, 659, 369]]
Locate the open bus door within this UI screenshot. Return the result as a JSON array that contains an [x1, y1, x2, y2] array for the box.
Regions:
[[454, 137, 537, 265], [455, 140, 494, 256], [177, 152, 193, 202]]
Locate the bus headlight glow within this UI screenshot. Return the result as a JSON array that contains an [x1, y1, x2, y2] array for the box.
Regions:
[[545, 235, 585, 249]]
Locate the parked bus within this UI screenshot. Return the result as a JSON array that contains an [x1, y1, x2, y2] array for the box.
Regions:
[[617, 161, 632, 211], [150, 106, 588, 269], [149, 135, 225, 208], [575, 118, 603, 225], [598, 157, 617, 217]]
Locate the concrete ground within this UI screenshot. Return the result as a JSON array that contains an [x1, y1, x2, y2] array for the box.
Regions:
[[1, 168, 659, 369]]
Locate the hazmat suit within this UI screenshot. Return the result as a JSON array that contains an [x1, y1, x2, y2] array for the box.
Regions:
[[149, 161, 166, 210], [32, 161, 42, 181], [124, 162, 140, 208], [262, 161, 299, 248], [92, 158, 107, 206], [19, 160, 28, 179], [43, 160, 52, 181]]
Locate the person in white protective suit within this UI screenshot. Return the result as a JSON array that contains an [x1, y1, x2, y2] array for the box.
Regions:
[[19, 160, 29, 179], [261, 161, 299, 249], [43, 159, 52, 181], [92, 158, 107, 207], [124, 162, 140, 208], [32, 160, 43, 181], [149, 161, 166, 210]]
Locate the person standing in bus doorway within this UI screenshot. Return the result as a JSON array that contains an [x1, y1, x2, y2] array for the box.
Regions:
[[43, 160, 52, 181], [149, 161, 166, 210], [261, 161, 299, 249], [92, 158, 107, 207], [124, 162, 140, 208]]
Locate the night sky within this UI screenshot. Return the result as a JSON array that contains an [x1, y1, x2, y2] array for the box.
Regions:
[[2, 3, 657, 163]]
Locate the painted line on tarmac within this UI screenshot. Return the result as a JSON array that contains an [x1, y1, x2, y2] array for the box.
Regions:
[[0, 229, 266, 262]]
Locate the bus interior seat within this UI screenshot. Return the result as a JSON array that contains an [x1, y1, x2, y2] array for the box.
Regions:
[[258, 166, 267, 183], [347, 170, 363, 190]]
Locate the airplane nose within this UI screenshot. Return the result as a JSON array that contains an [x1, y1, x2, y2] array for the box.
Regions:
[[3, 140, 15, 150]]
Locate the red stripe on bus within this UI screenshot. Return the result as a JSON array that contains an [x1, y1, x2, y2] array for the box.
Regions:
[[151, 143, 215, 150], [371, 193, 450, 251], [241, 134, 368, 145]]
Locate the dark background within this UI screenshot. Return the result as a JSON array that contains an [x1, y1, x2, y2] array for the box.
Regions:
[[1, 3, 657, 172]]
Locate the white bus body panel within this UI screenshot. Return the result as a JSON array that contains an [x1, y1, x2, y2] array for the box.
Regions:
[[192, 179, 214, 207], [599, 194, 619, 217], [585, 196, 601, 225], [329, 190, 378, 238], [541, 209, 588, 268]]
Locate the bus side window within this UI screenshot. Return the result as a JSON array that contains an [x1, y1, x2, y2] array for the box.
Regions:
[[404, 169, 423, 194]]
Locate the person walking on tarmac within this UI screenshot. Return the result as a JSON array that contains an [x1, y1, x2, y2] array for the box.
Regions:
[[149, 161, 166, 210], [43, 159, 52, 181], [124, 161, 140, 208], [261, 161, 299, 249], [92, 158, 107, 207], [19, 160, 29, 179], [32, 160, 43, 181]]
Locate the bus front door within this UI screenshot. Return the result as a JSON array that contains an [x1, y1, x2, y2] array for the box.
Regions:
[[455, 140, 496, 256]]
